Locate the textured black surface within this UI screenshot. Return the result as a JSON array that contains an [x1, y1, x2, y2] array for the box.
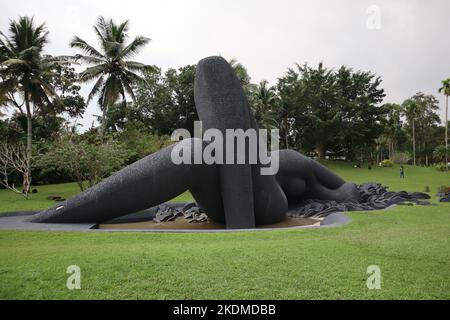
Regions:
[[287, 183, 432, 218], [126, 182, 432, 223], [29, 56, 362, 228], [438, 192, 450, 202]]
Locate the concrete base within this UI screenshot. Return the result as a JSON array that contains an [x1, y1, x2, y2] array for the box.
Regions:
[[0, 208, 350, 233]]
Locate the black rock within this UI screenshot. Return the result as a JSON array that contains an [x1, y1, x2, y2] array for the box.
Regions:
[[286, 183, 433, 218]]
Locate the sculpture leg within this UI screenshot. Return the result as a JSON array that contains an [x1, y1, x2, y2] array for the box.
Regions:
[[29, 138, 225, 223], [195, 56, 289, 227], [195, 56, 256, 228]]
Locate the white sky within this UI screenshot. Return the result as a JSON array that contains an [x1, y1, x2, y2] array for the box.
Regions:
[[1, 0, 449, 131]]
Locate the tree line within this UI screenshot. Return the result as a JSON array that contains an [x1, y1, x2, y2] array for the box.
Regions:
[[1, 16, 449, 198]]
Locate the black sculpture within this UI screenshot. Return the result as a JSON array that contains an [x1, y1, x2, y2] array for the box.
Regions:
[[30, 56, 360, 229]]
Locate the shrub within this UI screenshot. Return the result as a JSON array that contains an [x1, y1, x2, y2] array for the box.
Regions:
[[433, 145, 448, 163], [381, 159, 394, 167], [438, 185, 450, 193], [435, 163, 447, 172], [36, 135, 133, 191], [392, 151, 410, 164], [424, 186, 430, 193]]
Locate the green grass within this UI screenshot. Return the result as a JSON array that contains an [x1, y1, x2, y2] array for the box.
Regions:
[[0, 162, 449, 299], [0, 183, 193, 213], [0, 162, 447, 213], [320, 161, 449, 193]]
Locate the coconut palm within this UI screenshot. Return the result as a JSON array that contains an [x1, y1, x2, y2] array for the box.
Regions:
[[70, 17, 152, 136], [0, 16, 60, 197], [250, 80, 279, 128], [228, 58, 253, 95], [439, 78, 450, 169]]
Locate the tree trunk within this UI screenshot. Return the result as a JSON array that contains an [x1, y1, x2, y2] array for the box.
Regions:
[[284, 115, 289, 149], [100, 112, 107, 142], [392, 141, 395, 160], [24, 96, 32, 198], [316, 144, 326, 159], [412, 120, 416, 166], [76, 177, 84, 192]]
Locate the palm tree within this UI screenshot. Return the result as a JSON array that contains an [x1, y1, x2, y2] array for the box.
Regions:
[[0, 16, 59, 197], [250, 80, 278, 128], [439, 78, 450, 169], [228, 58, 253, 97], [70, 17, 152, 137], [402, 98, 422, 166]]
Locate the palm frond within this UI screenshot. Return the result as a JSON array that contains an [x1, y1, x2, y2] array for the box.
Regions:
[[101, 75, 122, 110], [0, 33, 15, 57], [119, 36, 151, 59], [120, 74, 136, 102], [123, 69, 145, 83], [103, 40, 122, 59], [113, 20, 129, 43], [70, 36, 105, 59], [73, 54, 104, 65], [79, 64, 108, 82], [87, 75, 104, 105], [0, 58, 29, 67], [123, 60, 153, 72], [33, 77, 57, 97]]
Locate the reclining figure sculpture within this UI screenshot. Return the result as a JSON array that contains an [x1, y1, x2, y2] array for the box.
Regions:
[[30, 56, 360, 229]]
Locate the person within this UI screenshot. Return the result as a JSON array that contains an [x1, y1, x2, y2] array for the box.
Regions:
[[30, 56, 360, 229], [400, 165, 405, 178]]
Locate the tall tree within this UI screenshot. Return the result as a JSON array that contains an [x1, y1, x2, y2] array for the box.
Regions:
[[335, 66, 385, 161], [0, 17, 61, 197], [382, 103, 402, 159], [70, 16, 152, 137], [276, 67, 305, 149], [276, 63, 385, 159], [167, 65, 197, 134], [402, 98, 420, 166], [439, 78, 450, 169], [130, 65, 198, 135], [402, 93, 440, 166], [250, 80, 279, 129]]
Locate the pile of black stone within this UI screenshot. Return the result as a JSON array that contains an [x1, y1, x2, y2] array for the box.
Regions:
[[155, 183, 436, 223], [287, 183, 433, 218], [437, 192, 450, 202], [153, 203, 208, 223]]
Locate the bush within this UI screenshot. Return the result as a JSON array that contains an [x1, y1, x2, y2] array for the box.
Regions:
[[433, 145, 448, 163], [115, 124, 172, 163], [36, 135, 133, 191], [435, 163, 448, 172], [424, 186, 430, 193], [438, 185, 450, 193], [392, 151, 410, 164], [381, 159, 394, 167]]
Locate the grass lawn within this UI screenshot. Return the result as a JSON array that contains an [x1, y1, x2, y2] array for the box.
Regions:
[[0, 162, 449, 299], [0, 183, 193, 213]]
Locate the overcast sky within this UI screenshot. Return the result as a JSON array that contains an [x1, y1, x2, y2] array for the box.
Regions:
[[1, 0, 449, 130]]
